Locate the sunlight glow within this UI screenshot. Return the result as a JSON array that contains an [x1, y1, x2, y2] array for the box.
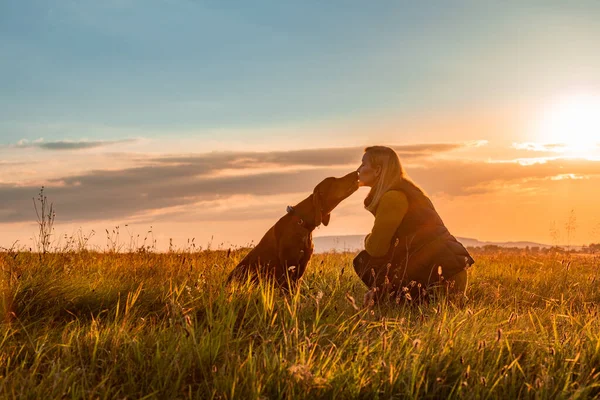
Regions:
[[534, 93, 600, 156]]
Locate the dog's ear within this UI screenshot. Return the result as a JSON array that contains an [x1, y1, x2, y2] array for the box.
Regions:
[[313, 190, 331, 226], [312, 189, 323, 226]]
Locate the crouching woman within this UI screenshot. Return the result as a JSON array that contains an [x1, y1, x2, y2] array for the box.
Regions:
[[353, 146, 474, 302]]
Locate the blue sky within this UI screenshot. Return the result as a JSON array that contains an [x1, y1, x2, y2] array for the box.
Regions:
[[2, 1, 599, 145]]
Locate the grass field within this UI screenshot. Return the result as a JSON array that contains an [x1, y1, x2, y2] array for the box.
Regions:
[[2, 247, 600, 399]]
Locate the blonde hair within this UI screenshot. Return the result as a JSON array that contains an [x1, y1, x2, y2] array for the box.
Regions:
[[363, 146, 406, 213]]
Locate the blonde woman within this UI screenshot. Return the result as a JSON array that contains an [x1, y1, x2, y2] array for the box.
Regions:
[[353, 146, 474, 302]]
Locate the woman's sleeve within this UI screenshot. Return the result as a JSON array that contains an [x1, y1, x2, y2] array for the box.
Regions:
[[364, 191, 408, 257]]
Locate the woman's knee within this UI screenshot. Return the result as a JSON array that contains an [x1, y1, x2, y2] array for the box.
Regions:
[[353, 250, 387, 289], [353, 250, 370, 276], [447, 269, 468, 295]]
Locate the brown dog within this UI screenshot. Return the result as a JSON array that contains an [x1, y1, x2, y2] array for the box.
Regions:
[[227, 171, 359, 288]]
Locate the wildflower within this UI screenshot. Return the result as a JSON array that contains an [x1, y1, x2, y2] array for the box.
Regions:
[[535, 377, 543, 389], [345, 293, 360, 311], [363, 290, 375, 308], [316, 290, 324, 302]]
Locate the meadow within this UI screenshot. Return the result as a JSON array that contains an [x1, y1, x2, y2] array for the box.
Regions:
[[2, 244, 600, 399]]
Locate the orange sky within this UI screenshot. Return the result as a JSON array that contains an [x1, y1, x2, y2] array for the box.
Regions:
[[2, 100, 600, 251]]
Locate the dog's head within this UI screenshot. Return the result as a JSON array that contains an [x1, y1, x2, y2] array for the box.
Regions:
[[285, 170, 359, 230], [311, 170, 359, 227]]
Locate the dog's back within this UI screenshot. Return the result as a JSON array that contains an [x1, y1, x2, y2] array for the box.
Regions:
[[226, 216, 313, 287]]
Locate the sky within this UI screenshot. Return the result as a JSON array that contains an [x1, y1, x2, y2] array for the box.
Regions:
[[2, 1, 600, 251]]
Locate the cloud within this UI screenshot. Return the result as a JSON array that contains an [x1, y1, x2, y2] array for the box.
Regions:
[[0, 143, 467, 223], [12, 138, 138, 150], [512, 142, 570, 153], [512, 142, 600, 154], [0, 167, 352, 223], [0, 161, 28, 167], [408, 158, 600, 196], [145, 143, 470, 169], [4, 142, 595, 225]]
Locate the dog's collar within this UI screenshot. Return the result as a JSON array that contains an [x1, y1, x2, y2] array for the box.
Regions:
[[286, 205, 317, 230]]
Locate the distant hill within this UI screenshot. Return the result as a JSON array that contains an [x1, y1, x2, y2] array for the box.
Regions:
[[312, 235, 555, 254]]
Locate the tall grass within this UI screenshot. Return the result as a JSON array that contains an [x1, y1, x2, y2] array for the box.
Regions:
[[1, 248, 600, 399]]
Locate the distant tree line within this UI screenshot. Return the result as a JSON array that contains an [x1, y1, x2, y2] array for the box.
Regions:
[[467, 243, 600, 254]]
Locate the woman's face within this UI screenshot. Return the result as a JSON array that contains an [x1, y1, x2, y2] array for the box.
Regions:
[[357, 153, 381, 187]]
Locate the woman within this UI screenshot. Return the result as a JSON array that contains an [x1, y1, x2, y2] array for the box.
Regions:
[[353, 146, 474, 302]]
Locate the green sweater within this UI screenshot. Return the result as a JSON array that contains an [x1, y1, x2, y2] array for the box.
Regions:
[[364, 191, 409, 257]]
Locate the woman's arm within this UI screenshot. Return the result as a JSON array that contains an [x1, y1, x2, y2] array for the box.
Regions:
[[364, 191, 408, 257]]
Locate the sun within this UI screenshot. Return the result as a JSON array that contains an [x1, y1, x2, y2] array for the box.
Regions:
[[534, 93, 600, 155]]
